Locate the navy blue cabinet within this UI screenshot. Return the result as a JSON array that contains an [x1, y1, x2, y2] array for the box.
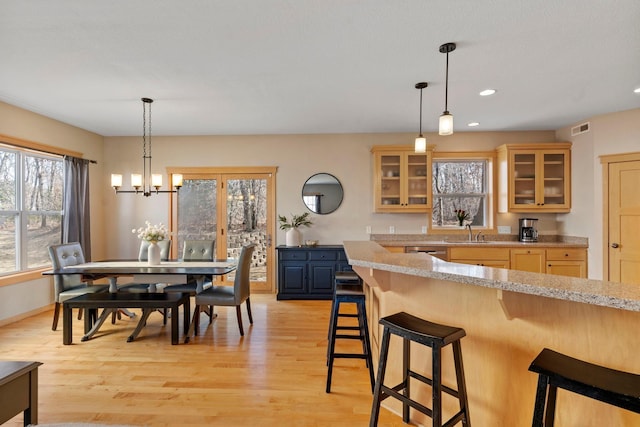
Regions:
[[276, 245, 352, 300]]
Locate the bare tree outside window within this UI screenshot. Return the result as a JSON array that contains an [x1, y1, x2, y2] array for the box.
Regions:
[[432, 160, 487, 227]]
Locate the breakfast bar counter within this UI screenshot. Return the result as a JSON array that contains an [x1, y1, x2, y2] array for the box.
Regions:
[[344, 240, 640, 426]]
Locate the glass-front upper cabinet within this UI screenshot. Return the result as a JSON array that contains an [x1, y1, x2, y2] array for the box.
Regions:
[[372, 145, 433, 213], [497, 142, 571, 213]]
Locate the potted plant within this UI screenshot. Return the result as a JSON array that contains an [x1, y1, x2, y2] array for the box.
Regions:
[[278, 212, 313, 246]]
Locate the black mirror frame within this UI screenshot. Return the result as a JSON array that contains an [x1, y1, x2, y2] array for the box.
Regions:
[[301, 173, 344, 215]]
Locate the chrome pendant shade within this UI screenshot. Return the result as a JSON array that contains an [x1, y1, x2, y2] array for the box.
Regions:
[[414, 82, 428, 153], [439, 42, 456, 136], [111, 98, 182, 196]]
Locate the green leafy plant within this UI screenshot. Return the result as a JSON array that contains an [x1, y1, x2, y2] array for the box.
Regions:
[[278, 212, 313, 230]]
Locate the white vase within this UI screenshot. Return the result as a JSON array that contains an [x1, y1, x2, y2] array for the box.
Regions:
[[285, 228, 301, 247], [148, 241, 161, 265]]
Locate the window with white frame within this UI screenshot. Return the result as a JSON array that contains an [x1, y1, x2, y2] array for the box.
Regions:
[[431, 157, 491, 228], [0, 144, 63, 275]]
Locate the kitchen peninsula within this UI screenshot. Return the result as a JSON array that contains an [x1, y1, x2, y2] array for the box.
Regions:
[[344, 241, 640, 426]]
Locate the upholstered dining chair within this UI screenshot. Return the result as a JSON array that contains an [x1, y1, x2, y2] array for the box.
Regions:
[[185, 243, 255, 341], [48, 242, 109, 331], [162, 239, 216, 295], [118, 239, 172, 293]]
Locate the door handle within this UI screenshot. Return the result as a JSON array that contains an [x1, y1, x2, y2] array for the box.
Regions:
[[611, 243, 619, 248]]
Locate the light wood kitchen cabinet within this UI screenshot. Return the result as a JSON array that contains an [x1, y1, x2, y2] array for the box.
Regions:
[[497, 142, 572, 213], [372, 145, 433, 213], [546, 248, 587, 278], [383, 246, 406, 253], [511, 248, 546, 273], [449, 247, 510, 268]]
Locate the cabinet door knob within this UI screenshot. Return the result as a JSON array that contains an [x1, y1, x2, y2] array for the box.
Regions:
[[611, 243, 620, 248]]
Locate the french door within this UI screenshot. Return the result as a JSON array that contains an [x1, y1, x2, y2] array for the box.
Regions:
[[168, 167, 277, 293]]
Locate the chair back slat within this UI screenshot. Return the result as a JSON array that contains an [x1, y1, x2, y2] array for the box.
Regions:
[[48, 242, 86, 295], [182, 240, 215, 261]]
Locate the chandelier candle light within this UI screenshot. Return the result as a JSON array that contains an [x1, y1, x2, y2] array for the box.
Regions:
[[111, 98, 183, 197]]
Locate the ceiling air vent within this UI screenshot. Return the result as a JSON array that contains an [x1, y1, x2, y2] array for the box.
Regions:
[[571, 122, 590, 136]]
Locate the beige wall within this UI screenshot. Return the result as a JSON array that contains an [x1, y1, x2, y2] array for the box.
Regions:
[[556, 107, 640, 279], [102, 130, 556, 259]]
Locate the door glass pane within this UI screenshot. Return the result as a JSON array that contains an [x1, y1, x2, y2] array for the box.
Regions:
[[407, 154, 428, 206], [513, 153, 536, 205], [380, 154, 400, 206], [177, 179, 217, 257], [226, 178, 267, 283], [543, 153, 565, 205]]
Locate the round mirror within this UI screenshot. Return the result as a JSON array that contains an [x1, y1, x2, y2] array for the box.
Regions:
[[302, 173, 344, 215]]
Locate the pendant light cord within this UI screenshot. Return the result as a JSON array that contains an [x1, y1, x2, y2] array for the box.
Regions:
[[419, 87, 423, 136], [444, 51, 449, 112]]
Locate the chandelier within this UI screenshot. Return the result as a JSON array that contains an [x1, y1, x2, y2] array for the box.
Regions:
[[110, 98, 182, 196]]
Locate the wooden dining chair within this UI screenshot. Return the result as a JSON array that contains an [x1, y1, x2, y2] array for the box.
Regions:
[[185, 243, 255, 342]]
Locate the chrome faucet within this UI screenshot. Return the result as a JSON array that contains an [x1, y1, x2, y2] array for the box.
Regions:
[[466, 224, 473, 242]]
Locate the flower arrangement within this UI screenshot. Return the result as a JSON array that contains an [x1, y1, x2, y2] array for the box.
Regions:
[[454, 209, 470, 226], [278, 212, 313, 230], [132, 221, 168, 242]]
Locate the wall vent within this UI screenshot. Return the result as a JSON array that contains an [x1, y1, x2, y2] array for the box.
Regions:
[[571, 122, 590, 136]]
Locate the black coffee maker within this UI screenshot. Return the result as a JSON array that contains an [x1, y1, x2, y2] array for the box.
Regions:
[[519, 218, 538, 242]]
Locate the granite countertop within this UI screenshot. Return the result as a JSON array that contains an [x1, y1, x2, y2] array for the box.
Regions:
[[373, 240, 587, 248], [371, 233, 588, 248], [343, 241, 640, 312]]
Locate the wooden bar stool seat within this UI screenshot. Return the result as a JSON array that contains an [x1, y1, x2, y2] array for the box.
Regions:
[[370, 311, 471, 427], [529, 348, 640, 426]]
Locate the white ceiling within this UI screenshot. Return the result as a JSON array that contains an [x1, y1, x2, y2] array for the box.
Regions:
[[1, 0, 639, 137]]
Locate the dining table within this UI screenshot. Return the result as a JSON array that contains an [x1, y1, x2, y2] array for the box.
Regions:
[[43, 259, 237, 343]]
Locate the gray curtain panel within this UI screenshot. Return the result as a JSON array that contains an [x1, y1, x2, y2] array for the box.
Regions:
[[63, 156, 91, 260]]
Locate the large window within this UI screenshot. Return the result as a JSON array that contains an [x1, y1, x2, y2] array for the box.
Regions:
[[0, 145, 63, 275], [431, 155, 493, 229]]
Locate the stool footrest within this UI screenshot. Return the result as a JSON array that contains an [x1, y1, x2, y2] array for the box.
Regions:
[[409, 370, 461, 399], [333, 353, 369, 359], [336, 325, 361, 331], [381, 384, 433, 418], [335, 333, 364, 340]]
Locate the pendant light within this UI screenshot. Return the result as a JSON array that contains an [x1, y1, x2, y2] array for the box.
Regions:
[[111, 98, 183, 196], [439, 42, 456, 136], [414, 82, 428, 153]]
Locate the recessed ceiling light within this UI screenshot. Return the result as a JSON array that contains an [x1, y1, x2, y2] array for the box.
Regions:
[[468, 122, 480, 127], [634, 87, 640, 93], [479, 89, 496, 96]]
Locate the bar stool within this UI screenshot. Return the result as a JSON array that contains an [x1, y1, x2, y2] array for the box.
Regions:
[[528, 348, 640, 426], [370, 311, 471, 427], [326, 271, 375, 393], [328, 271, 363, 339]]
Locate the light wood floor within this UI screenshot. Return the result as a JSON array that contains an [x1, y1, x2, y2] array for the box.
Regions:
[[1, 294, 403, 426]]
